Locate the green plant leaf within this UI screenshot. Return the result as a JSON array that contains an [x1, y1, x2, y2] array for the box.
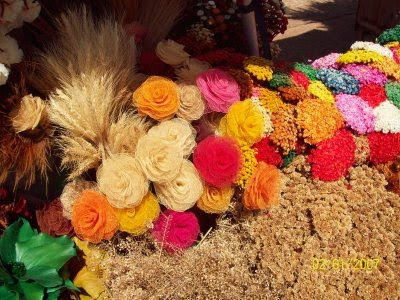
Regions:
[[23, 266, 62, 288], [0, 219, 36, 264], [0, 261, 14, 284], [0, 220, 22, 263], [47, 290, 61, 300], [0, 285, 19, 300], [18, 282, 43, 300], [16, 234, 76, 271]]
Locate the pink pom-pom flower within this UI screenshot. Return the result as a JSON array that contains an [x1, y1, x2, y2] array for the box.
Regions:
[[335, 94, 375, 134], [196, 68, 240, 113], [152, 209, 200, 253], [193, 135, 242, 188]]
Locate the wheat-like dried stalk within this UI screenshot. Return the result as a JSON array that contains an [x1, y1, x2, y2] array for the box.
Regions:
[[40, 7, 149, 179], [34, 5, 139, 102]]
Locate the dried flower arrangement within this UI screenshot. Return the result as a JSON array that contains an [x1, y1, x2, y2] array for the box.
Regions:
[[1, 2, 400, 299]]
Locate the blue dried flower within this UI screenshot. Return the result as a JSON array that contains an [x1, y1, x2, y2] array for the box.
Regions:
[[317, 68, 360, 94]]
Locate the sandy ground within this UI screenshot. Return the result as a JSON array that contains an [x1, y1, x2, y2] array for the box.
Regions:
[[275, 0, 358, 62]]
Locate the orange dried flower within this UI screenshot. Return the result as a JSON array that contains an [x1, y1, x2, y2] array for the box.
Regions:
[[72, 190, 119, 244], [269, 104, 298, 154], [296, 98, 344, 145], [277, 84, 310, 103], [133, 76, 179, 121], [227, 69, 253, 99], [243, 162, 280, 210]]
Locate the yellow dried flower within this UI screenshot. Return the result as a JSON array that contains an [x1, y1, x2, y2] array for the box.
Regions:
[[114, 192, 160, 236], [235, 146, 258, 188], [243, 56, 273, 81], [259, 88, 284, 113], [219, 99, 265, 147], [307, 80, 335, 103], [337, 49, 385, 65]]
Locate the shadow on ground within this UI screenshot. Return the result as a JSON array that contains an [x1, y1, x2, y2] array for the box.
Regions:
[[275, 0, 358, 62]]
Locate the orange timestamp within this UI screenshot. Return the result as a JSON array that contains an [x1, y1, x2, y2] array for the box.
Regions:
[[312, 258, 380, 271]]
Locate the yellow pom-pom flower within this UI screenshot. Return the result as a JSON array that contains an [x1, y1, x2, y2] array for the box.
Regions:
[[243, 56, 274, 81], [235, 145, 258, 189], [219, 99, 265, 147], [114, 192, 160, 235], [307, 80, 335, 103]]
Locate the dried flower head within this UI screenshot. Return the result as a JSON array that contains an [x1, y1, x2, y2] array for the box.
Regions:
[[97, 154, 149, 209], [155, 160, 203, 212], [270, 104, 298, 154], [296, 98, 344, 144]]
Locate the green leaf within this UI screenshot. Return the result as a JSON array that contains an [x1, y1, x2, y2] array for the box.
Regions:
[[18, 282, 44, 300], [16, 219, 36, 243], [24, 266, 62, 288], [0, 285, 19, 300], [47, 290, 61, 300], [0, 219, 22, 263], [16, 234, 76, 271], [0, 261, 14, 284], [0, 219, 36, 264], [64, 279, 80, 292]]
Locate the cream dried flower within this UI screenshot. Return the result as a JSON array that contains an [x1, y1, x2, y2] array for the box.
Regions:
[[177, 84, 206, 121], [60, 179, 98, 219], [135, 134, 183, 183], [147, 118, 196, 157], [0, 64, 9, 85], [176, 58, 210, 84], [97, 154, 149, 209], [155, 39, 190, 66], [0, 34, 23, 64], [155, 160, 203, 211], [107, 113, 150, 156], [11, 94, 47, 133]]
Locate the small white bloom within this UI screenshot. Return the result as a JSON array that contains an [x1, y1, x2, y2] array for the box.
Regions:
[[374, 100, 400, 133], [0, 34, 23, 64], [0, 63, 9, 85], [21, 0, 41, 23], [0, 0, 24, 24], [351, 41, 394, 59]]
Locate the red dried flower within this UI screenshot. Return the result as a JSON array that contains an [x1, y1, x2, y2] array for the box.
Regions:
[[36, 198, 74, 237], [359, 84, 386, 108], [308, 130, 356, 181], [367, 132, 400, 164], [193, 135, 242, 188], [252, 137, 282, 166], [291, 70, 310, 89]]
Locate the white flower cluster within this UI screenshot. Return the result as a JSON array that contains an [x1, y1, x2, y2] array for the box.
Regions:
[[350, 41, 394, 59], [0, 0, 41, 85], [373, 100, 400, 133]]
